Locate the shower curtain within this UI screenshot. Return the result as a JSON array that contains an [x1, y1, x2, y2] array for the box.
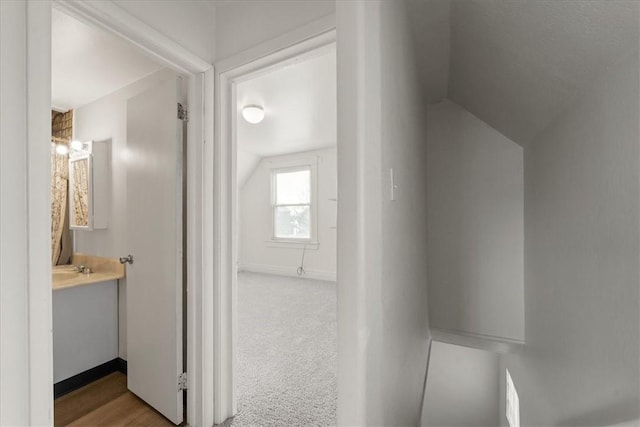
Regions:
[[51, 110, 73, 265], [51, 146, 69, 265]]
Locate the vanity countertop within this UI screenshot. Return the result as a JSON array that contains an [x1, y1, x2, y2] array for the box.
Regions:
[[52, 254, 125, 291]]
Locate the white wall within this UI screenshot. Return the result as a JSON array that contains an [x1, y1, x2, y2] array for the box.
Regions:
[[239, 148, 337, 281], [335, 2, 375, 423], [237, 150, 261, 190], [214, 0, 335, 61], [378, 0, 431, 424], [335, 1, 430, 424], [501, 52, 639, 426], [422, 341, 499, 427], [1, 2, 32, 423], [52, 282, 118, 382], [113, 0, 215, 63], [406, 0, 450, 103], [0, 2, 53, 425], [74, 68, 178, 360], [427, 100, 524, 342]]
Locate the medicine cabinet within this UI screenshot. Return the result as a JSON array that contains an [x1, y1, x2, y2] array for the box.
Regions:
[[69, 140, 110, 230]]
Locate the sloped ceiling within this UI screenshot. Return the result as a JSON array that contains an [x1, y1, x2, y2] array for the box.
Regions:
[[407, 0, 451, 104], [235, 45, 336, 187], [408, 0, 639, 146], [236, 45, 336, 158], [52, 9, 163, 111]]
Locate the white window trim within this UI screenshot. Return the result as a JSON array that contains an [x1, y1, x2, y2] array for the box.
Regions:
[[265, 240, 320, 250], [267, 155, 319, 247]]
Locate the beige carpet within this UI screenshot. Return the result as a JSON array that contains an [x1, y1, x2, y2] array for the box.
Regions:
[[228, 272, 337, 427]]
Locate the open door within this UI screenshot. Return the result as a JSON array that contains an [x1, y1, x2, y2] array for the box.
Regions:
[[126, 77, 184, 425]]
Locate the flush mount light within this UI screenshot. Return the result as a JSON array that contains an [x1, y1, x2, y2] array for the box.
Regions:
[[242, 104, 265, 124], [55, 144, 69, 155]]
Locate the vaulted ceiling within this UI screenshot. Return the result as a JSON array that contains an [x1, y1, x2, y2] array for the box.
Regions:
[[408, 0, 640, 146], [52, 8, 163, 111], [236, 45, 336, 158]]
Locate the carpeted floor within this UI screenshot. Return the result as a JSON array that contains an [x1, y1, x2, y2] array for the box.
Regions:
[[228, 272, 337, 427]]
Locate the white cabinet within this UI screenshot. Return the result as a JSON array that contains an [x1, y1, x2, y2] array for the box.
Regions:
[[52, 280, 118, 383]]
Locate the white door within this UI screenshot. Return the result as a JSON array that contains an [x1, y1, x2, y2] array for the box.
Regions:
[[126, 77, 184, 425]]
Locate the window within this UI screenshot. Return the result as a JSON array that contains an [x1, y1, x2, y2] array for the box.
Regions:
[[506, 369, 520, 427], [272, 166, 313, 240]]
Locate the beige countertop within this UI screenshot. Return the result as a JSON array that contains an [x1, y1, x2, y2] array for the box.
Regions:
[[52, 254, 125, 291]]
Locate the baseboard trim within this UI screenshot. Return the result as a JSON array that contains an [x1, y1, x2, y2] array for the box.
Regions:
[[54, 357, 127, 398], [430, 327, 525, 354], [116, 357, 127, 375], [238, 262, 336, 282]]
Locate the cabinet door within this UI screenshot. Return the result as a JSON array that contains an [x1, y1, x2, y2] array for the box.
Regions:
[[125, 76, 184, 425]]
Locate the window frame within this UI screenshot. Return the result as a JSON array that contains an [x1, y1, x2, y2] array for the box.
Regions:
[[269, 156, 318, 246]]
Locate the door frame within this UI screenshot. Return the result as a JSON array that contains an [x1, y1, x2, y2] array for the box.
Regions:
[[26, 1, 215, 425], [212, 15, 338, 424]]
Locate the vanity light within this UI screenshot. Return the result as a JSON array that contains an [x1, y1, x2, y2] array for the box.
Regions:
[[242, 104, 265, 124], [55, 144, 69, 155], [71, 140, 84, 151]]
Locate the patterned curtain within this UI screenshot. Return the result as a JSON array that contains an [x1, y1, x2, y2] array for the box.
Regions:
[[51, 147, 68, 264], [71, 158, 90, 227], [51, 110, 73, 265]]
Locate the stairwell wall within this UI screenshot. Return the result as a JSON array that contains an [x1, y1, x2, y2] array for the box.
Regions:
[[500, 51, 640, 426]]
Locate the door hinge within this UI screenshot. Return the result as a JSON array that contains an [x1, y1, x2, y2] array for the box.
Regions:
[[178, 372, 188, 391], [178, 103, 189, 122]]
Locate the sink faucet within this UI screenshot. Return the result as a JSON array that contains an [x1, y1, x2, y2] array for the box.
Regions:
[[74, 265, 92, 274]]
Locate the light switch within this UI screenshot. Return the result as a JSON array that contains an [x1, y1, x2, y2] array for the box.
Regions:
[[390, 168, 398, 201]]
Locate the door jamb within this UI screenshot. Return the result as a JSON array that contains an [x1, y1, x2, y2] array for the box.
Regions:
[[212, 16, 336, 424], [31, 2, 215, 425]]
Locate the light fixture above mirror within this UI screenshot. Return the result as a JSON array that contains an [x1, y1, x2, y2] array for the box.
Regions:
[[55, 143, 69, 155], [69, 140, 92, 156], [70, 140, 84, 151]]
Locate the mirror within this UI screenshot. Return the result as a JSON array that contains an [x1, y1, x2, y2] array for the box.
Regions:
[[69, 154, 92, 229]]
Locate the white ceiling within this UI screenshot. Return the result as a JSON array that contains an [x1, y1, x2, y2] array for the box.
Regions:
[[236, 45, 336, 158], [51, 8, 163, 111], [408, 0, 639, 146]]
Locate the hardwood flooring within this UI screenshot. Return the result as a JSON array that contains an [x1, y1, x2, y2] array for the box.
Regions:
[[54, 372, 176, 427]]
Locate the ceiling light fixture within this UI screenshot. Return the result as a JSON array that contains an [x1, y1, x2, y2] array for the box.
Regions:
[[55, 144, 69, 155], [242, 104, 265, 124]]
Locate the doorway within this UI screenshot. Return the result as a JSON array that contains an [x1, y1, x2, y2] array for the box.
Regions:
[[232, 44, 338, 425], [213, 28, 338, 423], [50, 7, 187, 425], [39, 2, 213, 425]]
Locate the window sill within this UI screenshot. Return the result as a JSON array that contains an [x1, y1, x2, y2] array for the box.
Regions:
[[266, 240, 319, 250]]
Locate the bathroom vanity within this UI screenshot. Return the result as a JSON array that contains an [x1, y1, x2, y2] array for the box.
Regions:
[[52, 254, 125, 387]]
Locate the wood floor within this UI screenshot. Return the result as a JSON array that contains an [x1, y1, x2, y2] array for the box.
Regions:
[[54, 372, 176, 427]]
